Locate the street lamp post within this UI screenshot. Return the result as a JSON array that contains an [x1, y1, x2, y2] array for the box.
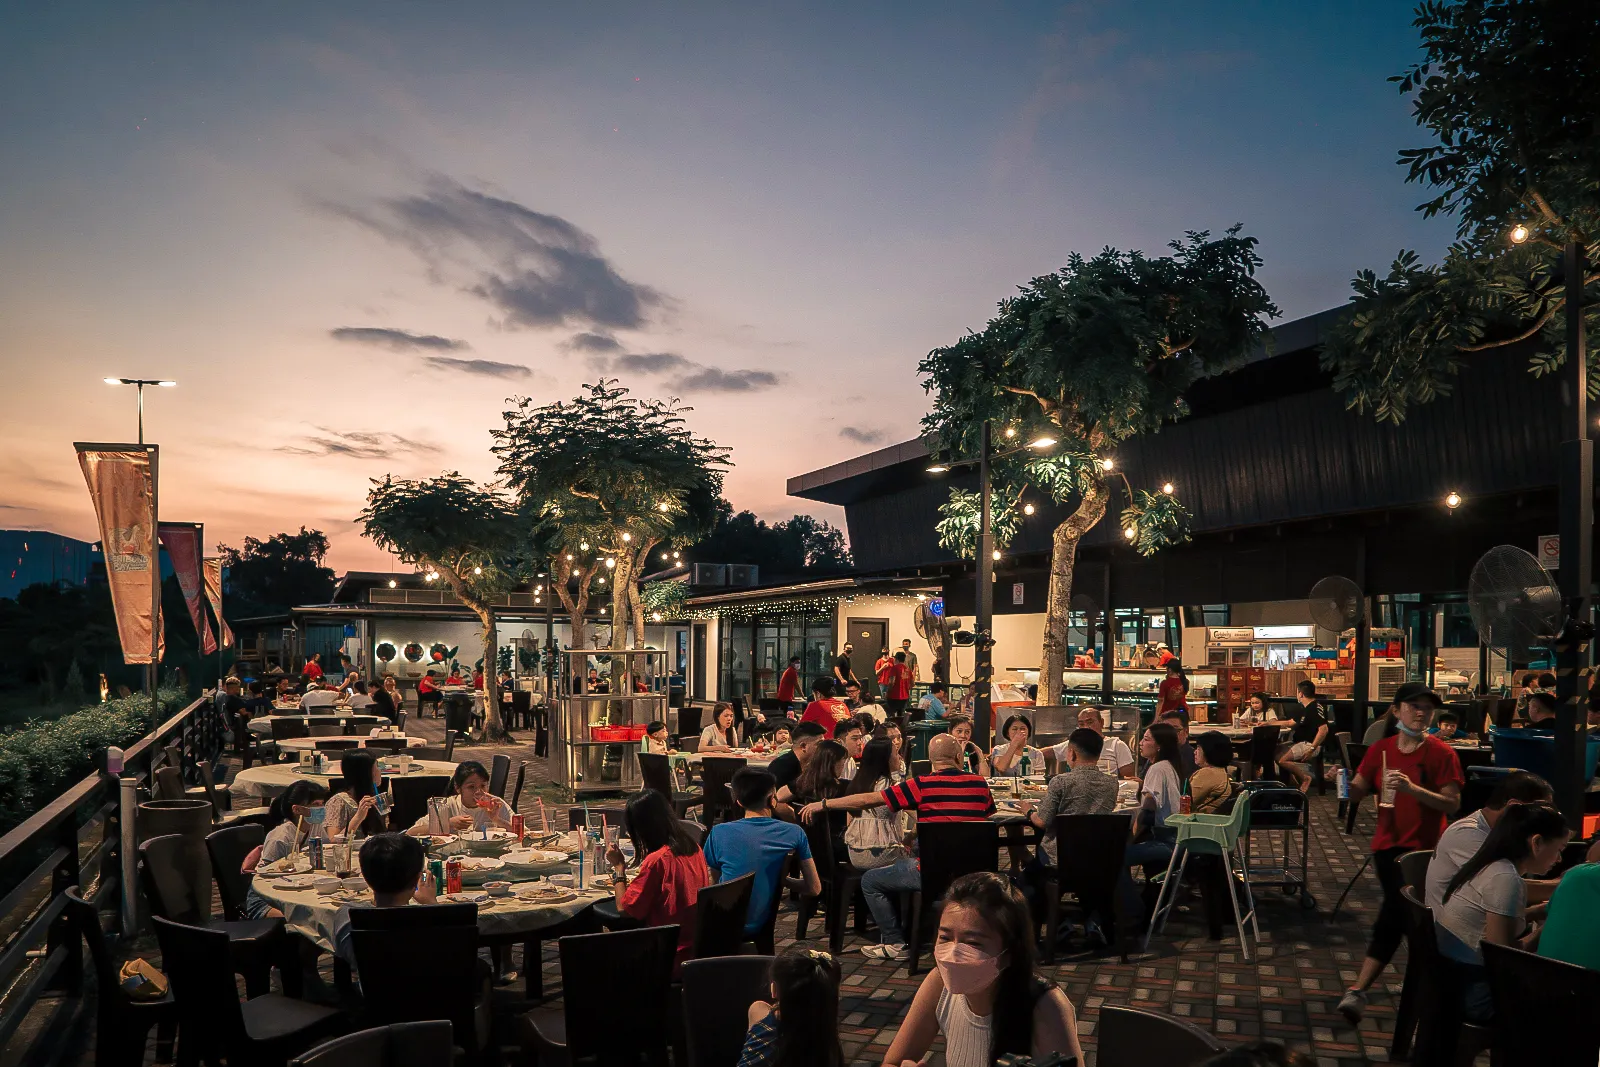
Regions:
[[103, 377, 176, 445]]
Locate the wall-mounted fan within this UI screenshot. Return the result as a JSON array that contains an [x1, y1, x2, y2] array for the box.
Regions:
[[1468, 546, 1563, 662], [914, 600, 961, 661], [1309, 575, 1366, 639]]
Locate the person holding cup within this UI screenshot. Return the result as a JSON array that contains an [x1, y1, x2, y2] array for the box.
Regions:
[[405, 760, 513, 835], [604, 789, 710, 974], [325, 751, 391, 840]]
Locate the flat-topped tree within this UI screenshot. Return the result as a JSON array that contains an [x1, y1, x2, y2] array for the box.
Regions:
[[920, 229, 1278, 705], [493, 380, 728, 663], [360, 473, 529, 740]]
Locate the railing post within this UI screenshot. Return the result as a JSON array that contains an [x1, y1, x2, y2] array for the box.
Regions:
[[47, 811, 83, 992], [119, 776, 139, 937]]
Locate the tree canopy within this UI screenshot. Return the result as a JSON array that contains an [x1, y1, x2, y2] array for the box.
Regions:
[[218, 527, 337, 619], [920, 227, 1277, 703], [1320, 0, 1599, 421], [681, 500, 852, 580]]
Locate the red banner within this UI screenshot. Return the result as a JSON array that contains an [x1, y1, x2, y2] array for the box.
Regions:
[[203, 556, 234, 649], [75, 444, 163, 664], [159, 522, 215, 654]]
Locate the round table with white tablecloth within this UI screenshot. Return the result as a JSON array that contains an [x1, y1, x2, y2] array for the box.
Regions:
[[230, 759, 459, 803], [681, 748, 777, 767], [248, 713, 391, 736], [273, 735, 427, 754]]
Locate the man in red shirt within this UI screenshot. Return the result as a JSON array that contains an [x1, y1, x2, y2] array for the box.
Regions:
[[775, 656, 801, 709], [877, 651, 914, 718], [799, 676, 853, 737], [302, 653, 324, 682], [1338, 682, 1463, 1023], [798, 733, 994, 960]]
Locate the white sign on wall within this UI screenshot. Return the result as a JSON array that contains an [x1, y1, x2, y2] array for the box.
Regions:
[[1538, 534, 1560, 571], [1012, 582, 1025, 606]]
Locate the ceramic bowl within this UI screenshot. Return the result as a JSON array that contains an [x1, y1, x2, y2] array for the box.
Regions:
[[313, 878, 341, 895], [482, 880, 512, 897]]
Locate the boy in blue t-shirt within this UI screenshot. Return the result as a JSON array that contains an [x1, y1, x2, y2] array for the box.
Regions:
[[702, 768, 822, 934]]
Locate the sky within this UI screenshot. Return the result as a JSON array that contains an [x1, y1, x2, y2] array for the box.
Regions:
[[0, 1, 1457, 571]]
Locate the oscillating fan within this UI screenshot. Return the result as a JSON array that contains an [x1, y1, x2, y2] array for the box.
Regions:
[[1468, 546, 1563, 662], [1308, 575, 1366, 634], [913, 601, 960, 660]]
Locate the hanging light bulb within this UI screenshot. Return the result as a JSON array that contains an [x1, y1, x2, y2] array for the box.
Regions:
[[425, 571, 438, 581], [1023, 503, 1035, 516], [621, 532, 632, 543], [1161, 483, 1174, 495], [1003, 426, 1016, 439], [600, 606, 608, 614], [597, 576, 606, 584], [472, 566, 482, 575], [1100, 457, 1115, 471], [605, 558, 616, 569], [1123, 526, 1137, 540], [1509, 223, 1530, 244], [651, 612, 663, 622], [991, 549, 1001, 561], [1445, 491, 1462, 510], [657, 501, 671, 512], [661, 552, 670, 561], [672, 551, 681, 560], [387, 579, 397, 588], [565, 553, 574, 561]]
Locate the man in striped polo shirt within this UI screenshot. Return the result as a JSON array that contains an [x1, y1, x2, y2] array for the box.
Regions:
[[799, 733, 994, 960]]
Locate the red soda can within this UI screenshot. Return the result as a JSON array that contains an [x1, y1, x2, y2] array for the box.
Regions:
[[445, 856, 462, 895], [511, 813, 525, 841]]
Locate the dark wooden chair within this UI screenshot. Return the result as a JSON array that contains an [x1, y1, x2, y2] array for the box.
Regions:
[[348, 904, 490, 1064], [63, 887, 177, 1067], [518, 926, 677, 1066], [639, 752, 703, 818], [698, 757, 747, 826], [1096, 1005, 1222, 1067], [1482, 939, 1600, 1066], [271, 718, 311, 742], [388, 775, 452, 833], [1397, 886, 1495, 1066], [1040, 812, 1135, 963], [287, 1021, 454, 1067], [487, 753, 511, 799], [794, 809, 865, 953], [900, 822, 999, 975], [691, 873, 755, 960], [680, 955, 774, 1067], [205, 823, 266, 921]]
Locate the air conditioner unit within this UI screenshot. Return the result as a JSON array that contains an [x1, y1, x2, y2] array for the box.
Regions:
[[727, 564, 759, 588], [692, 563, 728, 587]]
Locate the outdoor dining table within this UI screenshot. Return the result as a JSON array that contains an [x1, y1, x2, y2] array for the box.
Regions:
[[230, 758, 459, 803], [682, 748, 778, 767], [248, 713, 392, 736], [272, 735, 427, 754]]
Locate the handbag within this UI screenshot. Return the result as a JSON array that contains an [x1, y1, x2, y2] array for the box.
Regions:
[[844, 793, 908, 870], [119, 959, 169, 1001]]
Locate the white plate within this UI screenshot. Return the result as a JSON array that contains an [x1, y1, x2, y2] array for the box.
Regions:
[[503, 849, 570, 866], [275, 875, 317, 890]]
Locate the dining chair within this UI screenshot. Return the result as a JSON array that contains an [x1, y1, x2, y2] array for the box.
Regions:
[[508, 761, 531, 813], [287, 1022, 454, 1067], [519, 926, 678, 1067], [153, 915, 344, 1067], [1095, 1005, 1222, 1067], [1040, 812, 1134, 963], [900, 822, 999, 975], [205, 823, 266, 921], [314, 739, 360, 751], [1397, 887, 1496, 1065], [139, 833, 290, 998], [1482, 940, 1600, 1066], [488, 753, 511, 799], [348, 904, 491, 1064], [638, 752, 703, 818], [510, 690, 532, 730], [566, 806, 627, 832], [388, 775, 452, 833], [363, 738, 408, 753], [679, 955, 774, 1067], [689, 873, 754, 959], [63, 887, 177, 1067], [698, 757, 747, 826], [271, 719, 311, 742], [794, 810, 864, 953]]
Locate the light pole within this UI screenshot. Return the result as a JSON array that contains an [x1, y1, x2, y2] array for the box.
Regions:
[[103, 378, 176, 445], [927, 422, 1057, 749], [1511, 226, 1591, 828]]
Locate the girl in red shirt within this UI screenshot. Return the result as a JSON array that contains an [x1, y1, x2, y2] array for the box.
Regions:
[[1156, 663, 1189, 715], [604, 789, 710, 973]]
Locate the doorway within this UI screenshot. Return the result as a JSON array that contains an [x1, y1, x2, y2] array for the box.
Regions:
[[845, 618, 888, 695], [692, 623, 707, 701]]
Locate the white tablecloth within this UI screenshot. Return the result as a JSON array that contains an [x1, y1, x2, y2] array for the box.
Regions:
[[251, 875, 606, 951], [248, 713, 391, 736], [231, 759, 459, 802], [682, 749, 777, 767], [274, 736, 426, 754]]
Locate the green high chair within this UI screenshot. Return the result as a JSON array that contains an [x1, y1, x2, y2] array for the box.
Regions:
[[1143, 793, 1260, 959]]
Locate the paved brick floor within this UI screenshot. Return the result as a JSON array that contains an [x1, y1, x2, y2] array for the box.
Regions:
[[38, 719, 1425, 1067]]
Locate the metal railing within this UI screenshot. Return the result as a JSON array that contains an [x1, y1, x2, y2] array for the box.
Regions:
[[0, 693, 219, 1053]]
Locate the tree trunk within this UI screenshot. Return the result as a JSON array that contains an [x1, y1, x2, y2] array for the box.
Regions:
[[471, 603, 509, 741], [629, 539, 659, 649], [1039, 480, 1110, 706], [610, 552, 635, 649]]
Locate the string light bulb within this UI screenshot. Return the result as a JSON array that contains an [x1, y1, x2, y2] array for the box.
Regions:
[[1003, 426, 1016, 439], [425, 571, 438, 581], [605, 558, 616, 569], [991, 549, 1002, 561], [657, 501, 671, 512], [579, 541, 590, 552], [472, 566, 482, 575], [1027, 436, 1057, 450], [1161, 483, 1174, 495], [672, 551, 681, 560], [1445, 491, 1462, 510], [1100, 457, 1115, 471], [1124, 526, 1137, 540], [621, 532, 632, 543], [1023, 503, 1035, 516], [387, 579, 397, 588], [1509, 223, 1530, 244], [565, 554, 574, 561], [651, 612, 663, 622]]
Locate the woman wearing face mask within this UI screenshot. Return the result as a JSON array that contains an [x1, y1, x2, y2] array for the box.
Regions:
[[883, 872, 1082, 1067]]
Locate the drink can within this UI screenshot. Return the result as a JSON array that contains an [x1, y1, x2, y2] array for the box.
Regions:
[[309, 837, 324, 871], [445, 856, 462, 895], [1179, 793, 1192, 815], [1336, 767, 1350, 799], [511, 813, 525, 841], [429, 858, 445, 895]]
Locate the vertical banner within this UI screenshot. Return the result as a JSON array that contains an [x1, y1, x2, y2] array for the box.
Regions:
[[159, 522, 216, 654], [75, 444, 164, 664], [203, 556, 234, 649]]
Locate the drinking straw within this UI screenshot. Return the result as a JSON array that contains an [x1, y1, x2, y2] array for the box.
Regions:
[[582, 801, 591, 830], [538, 797, 550, 833]]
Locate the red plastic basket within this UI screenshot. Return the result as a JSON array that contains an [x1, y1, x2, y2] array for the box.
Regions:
[[590, 724, 649, 742]]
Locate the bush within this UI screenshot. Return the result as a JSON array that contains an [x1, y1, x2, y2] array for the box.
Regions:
[[0, 687, 186, 835]]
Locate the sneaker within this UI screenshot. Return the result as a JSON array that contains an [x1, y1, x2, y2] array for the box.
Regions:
[[1337, 988, 1367, 1024], [862, 943, 910, 962]]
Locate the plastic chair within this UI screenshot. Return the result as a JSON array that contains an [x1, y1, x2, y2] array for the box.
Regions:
[[1041, 813, 1134, 963], [691, 873, 755, 959], [510, 690, 532, 730], [287, 1021, 455, 1067], [152, 915, 344, 1067], [388, 775, 452, 832], [698, 757, 747, 826], [518, 926, 678, 1067], [901, 822, 999, 975], [139, 834, 288, 998], [1146, 797, 1259, 959], [1397, 887, 1496, 1067], [205, 823, 266, 920], [1096, 1005, 1223, 1067], [314, 739, 360, 751], [488, 753, 510, 799], [507, 760, 530, 812], [679, 956, 774, 1067], [62, 887, 177, 1067], [362, 739, 409, 753], [272, 719, 311, 742], [1388, 848, 1436, 1058], [794, 810, 864, 953], [639, 752, 704, 818], [348, 904, 490, 1064], [1482, 940, 1600, 1066], [1235, 723, 1281, 782], [1398, 849, 1433, 893]]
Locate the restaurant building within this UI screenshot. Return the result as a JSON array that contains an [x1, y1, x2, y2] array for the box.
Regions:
[[679, 307, 1580, 716]]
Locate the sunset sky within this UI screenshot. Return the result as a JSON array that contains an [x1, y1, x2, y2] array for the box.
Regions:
[[1, 2, 1454, 570]]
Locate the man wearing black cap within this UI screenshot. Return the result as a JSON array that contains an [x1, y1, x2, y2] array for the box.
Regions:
[[1337, 682, 1464, 1023]]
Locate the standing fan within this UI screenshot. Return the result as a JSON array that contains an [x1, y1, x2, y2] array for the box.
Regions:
[[1468, 546, 1563, 662], [1309, 575, 1366, 635], [913, 601, 961, 662]]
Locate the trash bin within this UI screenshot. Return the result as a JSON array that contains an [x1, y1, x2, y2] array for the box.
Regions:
[[908, 718, 951, 763]]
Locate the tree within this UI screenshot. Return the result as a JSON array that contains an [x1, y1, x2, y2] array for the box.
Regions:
[[218, 528, 337, 620], [1319, 0, 1598, 419], [359, 473, 530, 740], [681, 500, 853, 579], [920, 229, 1278, 704], [492, 380, 728, 654]]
